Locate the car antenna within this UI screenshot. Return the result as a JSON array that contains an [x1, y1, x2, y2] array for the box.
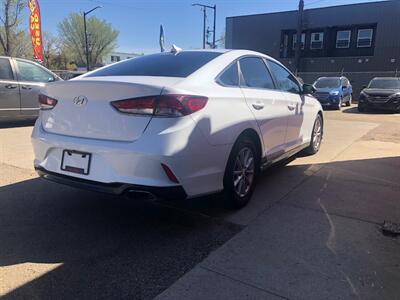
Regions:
[[171, 44, 182, 54]]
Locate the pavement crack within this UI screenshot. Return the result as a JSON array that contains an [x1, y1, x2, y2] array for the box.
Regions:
[[199, 265, 290, 300]]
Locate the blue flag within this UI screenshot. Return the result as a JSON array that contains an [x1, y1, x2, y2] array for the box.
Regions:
[[160, 25, 165, 52]]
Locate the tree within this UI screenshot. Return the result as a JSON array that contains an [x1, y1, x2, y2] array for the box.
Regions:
[[0, 0, 25, 56], [58, 13, 118, 68]]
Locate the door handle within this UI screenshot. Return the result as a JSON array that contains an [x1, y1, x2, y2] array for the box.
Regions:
[[287, 104, 296, 111], [21, 85, 33, 90], [5, 84, 17, 89], [252, 102, 265, 110]]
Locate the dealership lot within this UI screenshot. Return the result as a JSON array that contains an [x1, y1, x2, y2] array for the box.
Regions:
[[1, 106, 399, 299]]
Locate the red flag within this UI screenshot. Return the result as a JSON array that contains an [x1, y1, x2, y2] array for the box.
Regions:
[[28, 0, 43, 61]]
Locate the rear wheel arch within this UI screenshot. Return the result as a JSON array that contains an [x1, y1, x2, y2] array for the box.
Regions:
[[237, 128, 263, 164], [225, 128, 263, 168]]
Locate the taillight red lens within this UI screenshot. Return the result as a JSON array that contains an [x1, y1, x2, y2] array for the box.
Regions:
[[39, 94, 58, 110], [111, 96, 156, 115], [110, 95, 208, 117]]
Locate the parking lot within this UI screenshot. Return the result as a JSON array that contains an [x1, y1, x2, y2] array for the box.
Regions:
[[1, 106, 399, 299]]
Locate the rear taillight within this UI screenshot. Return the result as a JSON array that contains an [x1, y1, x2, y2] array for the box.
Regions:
[[111, 94, 208, 117], [39, 94, 58, 110]]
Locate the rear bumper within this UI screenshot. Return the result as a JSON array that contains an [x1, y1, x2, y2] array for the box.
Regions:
[[32, 117, 229, 198], [36, 166, 187, 200]]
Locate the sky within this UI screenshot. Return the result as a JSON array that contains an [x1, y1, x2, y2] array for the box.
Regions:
[[25, 0, 388, 54]]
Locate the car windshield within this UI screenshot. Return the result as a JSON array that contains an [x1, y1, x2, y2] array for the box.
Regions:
[[86, 51, 222, 78], [314, 78, 340, 88], [368, 78, 400, 89]]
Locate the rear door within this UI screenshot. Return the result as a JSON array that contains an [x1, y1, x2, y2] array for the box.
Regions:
[[14, 58, 56, 117], [267, 60, 312, 150], [0, 57, 20, 118], [238, 56, 289, 158]]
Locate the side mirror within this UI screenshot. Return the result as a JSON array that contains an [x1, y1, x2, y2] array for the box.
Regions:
[[302, 83, 316, 94], [48, 77, 55, 82], [362, 85, 367, 89]]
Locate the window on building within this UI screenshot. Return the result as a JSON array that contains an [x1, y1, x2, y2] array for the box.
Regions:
[[111, 56, 121, 63], [336, 30, 351, 48], [239, 57, 275, 89], [217, 62, 239, 87], [267, 60, 301, 94], [357, 29, 373, 48], [292, 33, 305, 50], [310, 32, 324, 49], [0, 58, 14, 81]]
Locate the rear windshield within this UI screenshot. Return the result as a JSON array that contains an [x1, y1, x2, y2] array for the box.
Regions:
[[87, 52, 222, 78], [314, 78, 340, 88], [368, 79, 400, 89]]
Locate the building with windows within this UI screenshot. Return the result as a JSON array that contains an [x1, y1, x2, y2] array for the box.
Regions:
[[103, 51, 141, 65], [226, 0, 400, 94]]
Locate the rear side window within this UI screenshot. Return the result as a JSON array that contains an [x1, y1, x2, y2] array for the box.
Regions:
[[87, 52, 222, 78], [267, 61, 301, 94], [218, 62, 239, 86], [16, 60, 54, 82], [0, 58, 14, 80], [239, 57, 275, 89]]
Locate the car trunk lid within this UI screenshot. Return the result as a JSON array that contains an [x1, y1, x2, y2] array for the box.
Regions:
[[40, 78, 181, 142]]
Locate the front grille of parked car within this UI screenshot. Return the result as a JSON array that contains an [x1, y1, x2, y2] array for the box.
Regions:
[[367, 95, 390, 103], [315, 92, 330, 101]]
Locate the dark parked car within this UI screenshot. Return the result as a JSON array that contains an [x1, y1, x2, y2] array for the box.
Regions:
[[313, 76, 352, 110], [359, 77, 400, 112], [0, 56, 61, 121]]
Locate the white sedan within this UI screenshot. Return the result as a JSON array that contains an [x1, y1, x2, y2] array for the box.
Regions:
[[32, 49, 323, 209]]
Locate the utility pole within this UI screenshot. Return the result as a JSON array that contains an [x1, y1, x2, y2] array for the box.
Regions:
[[83, 6, 102, 72], [295, 0, 304, 74], [192, 3, 217, 49]]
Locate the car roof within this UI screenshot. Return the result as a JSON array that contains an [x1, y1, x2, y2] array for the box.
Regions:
[[371, 77, 400, 80], [316, 76, 347, 80]]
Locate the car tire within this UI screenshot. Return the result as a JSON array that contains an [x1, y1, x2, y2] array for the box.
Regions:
[[303, 114, 323, 155], [223, 136, 259, 209], [346, 94, 352, 106], [338, 97, 343, 110]]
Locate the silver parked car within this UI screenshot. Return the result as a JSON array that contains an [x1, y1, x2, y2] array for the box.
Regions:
[[0, 56, 61, 120]]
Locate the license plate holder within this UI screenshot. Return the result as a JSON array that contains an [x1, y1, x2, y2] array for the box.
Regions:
[[61, 150, 92, 175]]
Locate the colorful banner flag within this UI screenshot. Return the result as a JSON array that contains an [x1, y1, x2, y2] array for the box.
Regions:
[[159, 25, 165, 52], [28, 0, 43, 61]]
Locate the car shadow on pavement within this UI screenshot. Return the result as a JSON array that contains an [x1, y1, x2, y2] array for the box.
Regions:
[[0, 119, 36, 129], [342, 107, 399, 115], [0, 178, 242, 300], [0, 156, 399, 299]]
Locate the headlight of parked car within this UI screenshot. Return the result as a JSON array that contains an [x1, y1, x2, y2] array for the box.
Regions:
[[330, 91, 340, 96]]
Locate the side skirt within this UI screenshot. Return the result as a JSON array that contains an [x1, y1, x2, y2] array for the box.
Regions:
[[260, 142, 310, 171]]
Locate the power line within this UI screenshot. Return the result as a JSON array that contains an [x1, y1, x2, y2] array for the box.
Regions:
[[305, 0, 329, 7]]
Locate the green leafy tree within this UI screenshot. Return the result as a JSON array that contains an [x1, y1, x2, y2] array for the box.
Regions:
[[58, 13, 118, 68], [0, 0, 26, 56]]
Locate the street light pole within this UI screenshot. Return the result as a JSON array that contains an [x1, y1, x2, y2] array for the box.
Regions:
[[83, 6, 102, 72], [192, 3, 217, 49], [202, 7, 206, 49], [213, 5, 216, 49]]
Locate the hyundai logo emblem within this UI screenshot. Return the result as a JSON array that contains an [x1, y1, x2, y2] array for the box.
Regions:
[[73, 95, 88, 106]]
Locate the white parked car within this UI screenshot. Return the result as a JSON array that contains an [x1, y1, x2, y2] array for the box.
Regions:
[[32, 49, 323, 209]]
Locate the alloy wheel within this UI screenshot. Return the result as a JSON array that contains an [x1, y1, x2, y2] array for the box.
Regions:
[[233, 147, 255, 198], [313, 117, 322, 151]]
